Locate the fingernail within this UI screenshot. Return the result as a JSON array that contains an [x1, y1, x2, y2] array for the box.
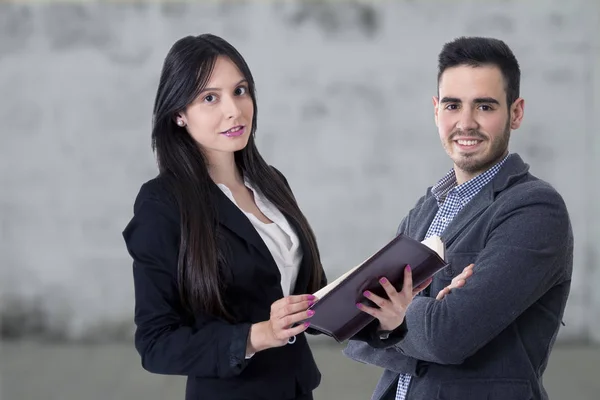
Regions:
[[304, 322, 311, 328], [308, 301, 314, 307], [406, 265, 411, 272], [308, 295, 316, 300], [379, 277, 388, 284], [307, 310, 315, 317], [363, 291, 371, 297], [356, 303, 362, 308]]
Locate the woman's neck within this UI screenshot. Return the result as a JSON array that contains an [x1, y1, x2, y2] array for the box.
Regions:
[[207, 152, 244, 188]]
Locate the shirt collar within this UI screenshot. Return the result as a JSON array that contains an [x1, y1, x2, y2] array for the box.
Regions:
[[431, 153, 511, 204]]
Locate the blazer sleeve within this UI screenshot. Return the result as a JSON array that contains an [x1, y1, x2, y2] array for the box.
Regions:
[[394, 183, 572, 365], [122, 184, 252, 378]]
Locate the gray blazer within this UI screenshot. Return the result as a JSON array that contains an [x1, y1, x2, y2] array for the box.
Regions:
[[343, 154, 573, 400]]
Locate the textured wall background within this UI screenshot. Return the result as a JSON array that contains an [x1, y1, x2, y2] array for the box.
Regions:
[[1, 0, 599, 343]]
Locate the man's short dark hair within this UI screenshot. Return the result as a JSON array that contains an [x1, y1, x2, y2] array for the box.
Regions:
[[437, 37, 521, 106]]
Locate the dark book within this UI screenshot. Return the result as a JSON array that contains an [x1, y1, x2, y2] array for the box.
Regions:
[[307, 234, 448, 342]]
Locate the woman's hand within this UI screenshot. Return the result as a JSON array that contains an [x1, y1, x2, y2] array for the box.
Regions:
[[247, 294, 316, 354], [357, 265, 431, 332]]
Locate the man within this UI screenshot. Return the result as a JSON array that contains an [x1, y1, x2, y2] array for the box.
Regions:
[[344, 36, 573, 400]]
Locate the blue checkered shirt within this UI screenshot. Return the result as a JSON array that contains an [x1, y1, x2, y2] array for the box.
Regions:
[[395, 154, 510, 400]]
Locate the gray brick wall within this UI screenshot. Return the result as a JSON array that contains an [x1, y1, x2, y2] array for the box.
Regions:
[[1, 0, 598, 342], [589, 1, 600, 343]]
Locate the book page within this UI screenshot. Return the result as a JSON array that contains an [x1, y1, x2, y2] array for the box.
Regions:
[[312, 235, 444, 299], [313, 263, 362, 299], [421, 235, 445, 259]]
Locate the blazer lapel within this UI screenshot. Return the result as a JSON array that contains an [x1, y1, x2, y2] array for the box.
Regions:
[[213, 187, 278, 268], [287, 215, 312, 295], [440, 153, 530, 248], [440, 188, 494, 248], [214, 188, 314, 296], [410, 195, 439, 241]]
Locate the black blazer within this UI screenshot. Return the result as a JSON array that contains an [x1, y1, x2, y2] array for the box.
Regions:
[[123, 168, 403, 400], [122, 169, 330, 400]]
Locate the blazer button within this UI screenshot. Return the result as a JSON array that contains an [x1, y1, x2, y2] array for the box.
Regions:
[[444, 266, 454, 276]]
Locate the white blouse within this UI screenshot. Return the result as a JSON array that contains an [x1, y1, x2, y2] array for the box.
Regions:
[[217, 177, 303, 297]]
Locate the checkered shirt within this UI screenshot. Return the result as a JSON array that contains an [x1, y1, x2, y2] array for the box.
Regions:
[[395, 154, 510, 400]]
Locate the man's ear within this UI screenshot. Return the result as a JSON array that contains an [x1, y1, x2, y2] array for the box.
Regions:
[[433, 96, 440, 127], [510, 98, 525, 130]]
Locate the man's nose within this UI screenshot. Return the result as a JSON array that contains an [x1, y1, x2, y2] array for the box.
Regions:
[[457, 109, 478, 132]]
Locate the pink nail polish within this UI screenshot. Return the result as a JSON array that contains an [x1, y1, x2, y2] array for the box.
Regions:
[[406, 265, 411, 272], [379, 277, 388, 284], [307, 310, 315, 316], [308, 301, 314, 307], [363, 291, 371, 297], [356, 303, 362, 308], [308, 295, 316, 300], [304, 322, 311, 328]]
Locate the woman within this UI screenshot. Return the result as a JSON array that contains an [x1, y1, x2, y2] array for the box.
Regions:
[[122, 34, 421, 400]]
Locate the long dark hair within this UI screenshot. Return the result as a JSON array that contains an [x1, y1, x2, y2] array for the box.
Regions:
[[151, 34, 323, 320]]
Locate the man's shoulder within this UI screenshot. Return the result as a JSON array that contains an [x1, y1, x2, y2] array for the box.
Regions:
[[394, 187, 436, 236], [410, 186, 436, 212], [498, 171, 567, 209]]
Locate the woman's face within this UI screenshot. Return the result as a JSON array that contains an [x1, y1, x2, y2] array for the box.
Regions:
[[176, 55, 254, 161]]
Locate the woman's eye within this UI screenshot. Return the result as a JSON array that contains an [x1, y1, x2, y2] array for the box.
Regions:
[[235, 86, 247, 96], [204, 94, 216, 103]]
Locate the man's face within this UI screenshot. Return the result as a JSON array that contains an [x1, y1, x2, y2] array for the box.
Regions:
[[433, 65, 524, 183]]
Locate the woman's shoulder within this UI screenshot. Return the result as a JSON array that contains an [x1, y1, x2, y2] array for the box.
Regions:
[[269, 165, 291, 189], [134, 174, 175, 204], [130, 174, 179, 220], [269, 165, 285, 178], [123, 175, 180, 240]]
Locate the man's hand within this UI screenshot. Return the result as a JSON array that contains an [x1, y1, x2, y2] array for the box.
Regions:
[[436, 264, 474, 300]]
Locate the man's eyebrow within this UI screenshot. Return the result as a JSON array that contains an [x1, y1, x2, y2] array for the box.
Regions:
[[473, 97, 500, 104], [199, 79, 248, 93], [440, 97, 461, 103], [440, 97, 500, 105]]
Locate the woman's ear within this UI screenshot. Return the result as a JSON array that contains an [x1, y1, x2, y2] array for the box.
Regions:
[[173, 112, 187, 127]]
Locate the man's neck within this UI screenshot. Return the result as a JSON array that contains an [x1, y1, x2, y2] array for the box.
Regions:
[[454, 152, 509, 185], [454, 169, 477, 186]]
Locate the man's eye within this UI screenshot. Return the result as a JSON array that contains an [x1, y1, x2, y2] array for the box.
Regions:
[[479, 105, 492, 111], [445, 104, 458, 110]]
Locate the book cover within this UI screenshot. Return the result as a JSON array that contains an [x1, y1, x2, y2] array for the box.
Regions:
[[307, 234, 448, 342]]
